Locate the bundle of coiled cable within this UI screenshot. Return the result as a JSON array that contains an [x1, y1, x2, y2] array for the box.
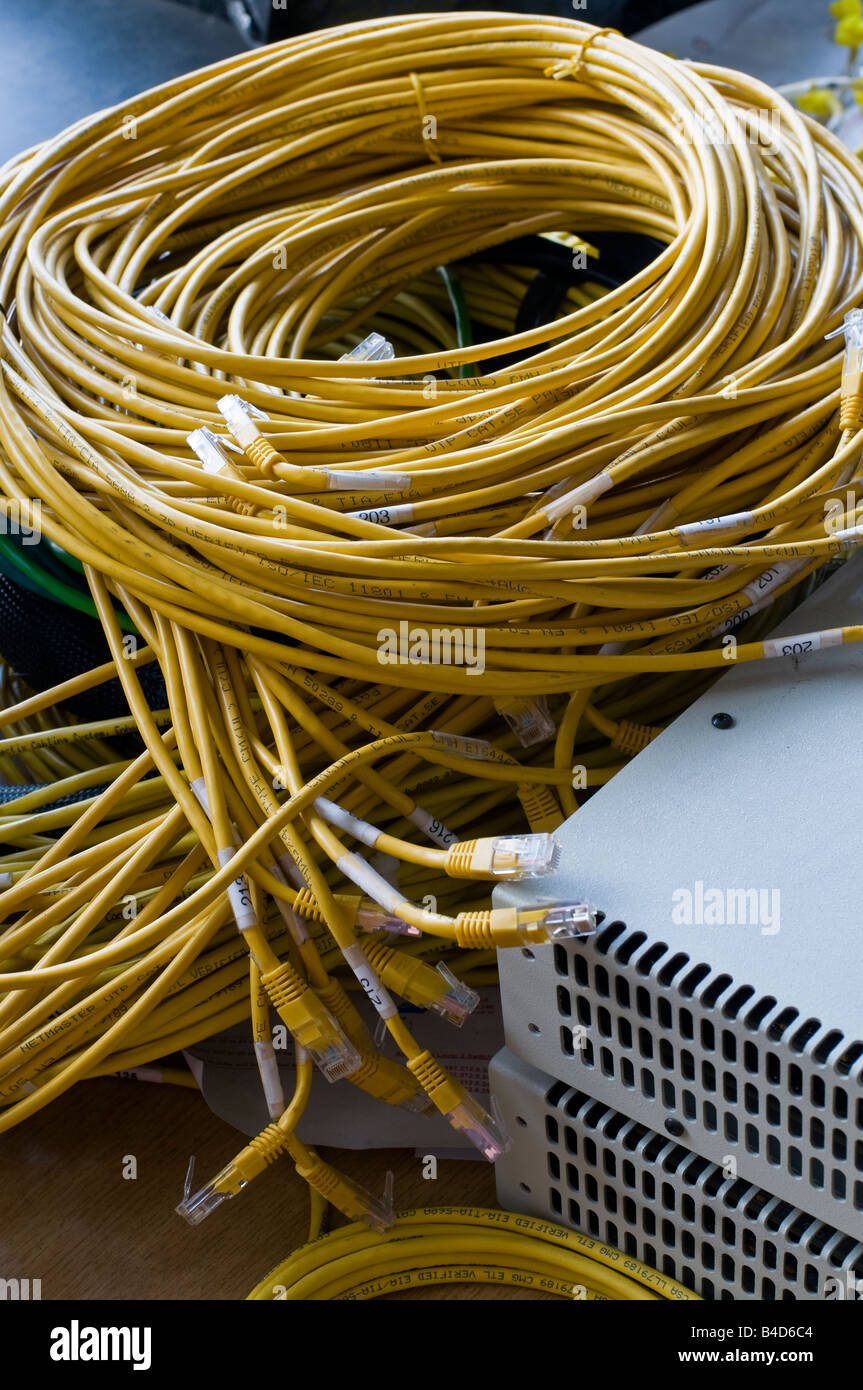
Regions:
[[0, 12, 862, 1234], [246, 1208, 700, 1301]]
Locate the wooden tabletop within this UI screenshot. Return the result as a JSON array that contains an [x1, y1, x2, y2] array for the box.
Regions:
[[0, 1075, 551, 1300]]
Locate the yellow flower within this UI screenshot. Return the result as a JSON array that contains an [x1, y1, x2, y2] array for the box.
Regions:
[[794, 85, 843, 118], [836, 14, 863, 46], [831, 0, 861, 19]]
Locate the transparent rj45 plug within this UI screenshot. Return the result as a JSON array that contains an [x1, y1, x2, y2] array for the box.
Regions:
[[429, 963, 480, 1026], [216, 393, 266, 446], [533, 902, 598, 940], [339, 332, 395, 364], [355, 904, 421, 937], [489, 834, 561, 879], [446, 833, 562, 881], [187, 426, 237, 475], [301, 1019, 362, 1084], [176, 1164, 242, 1226], [445, 1092, 510, 1162]]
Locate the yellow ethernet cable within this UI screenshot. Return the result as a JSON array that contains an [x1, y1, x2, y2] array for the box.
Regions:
[[0, 11, 861, 1269], [247, 1208, 700, 1301]]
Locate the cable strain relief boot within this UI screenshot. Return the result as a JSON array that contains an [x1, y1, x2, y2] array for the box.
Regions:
[[840, 392, 863, 431], [347, 1048, 427, 1110], [294, 1151, 395, 1231], [406, 1050, 509, 1160], [243, 1123, 290, 1170], [260, 959, 305, 1010], [244, 434, 281, 477], [517, 782, 564, 832], [406, 1048, 448, 1095], [358, 937, 395, 973], [314, 977, 373, 1049], [291, 886, 319, 919], [261, 962, 362, 1082], [611, 719, 659, 756], [290, 890, 362, 933], [175, 1123, 290, 1226], [454, 911, 495, 949]]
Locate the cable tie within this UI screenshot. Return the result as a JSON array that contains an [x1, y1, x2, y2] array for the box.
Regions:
[[544, 27, 620, 81]]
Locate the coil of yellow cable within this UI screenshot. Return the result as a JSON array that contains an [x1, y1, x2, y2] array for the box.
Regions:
[[0, 13, 862, 1228], [246, 1207, 700, 1300]]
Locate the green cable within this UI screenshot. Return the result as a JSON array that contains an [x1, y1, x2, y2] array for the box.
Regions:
[[0, 533, 139, 634], [45, 536, 85, 576], [0, 532, 54, 602], [436, 264, 474, 378]]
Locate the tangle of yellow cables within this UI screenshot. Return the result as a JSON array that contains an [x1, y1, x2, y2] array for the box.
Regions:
[[0, 12, 862, 1229]]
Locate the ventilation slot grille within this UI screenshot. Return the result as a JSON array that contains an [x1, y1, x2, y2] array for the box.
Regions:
[[551, 925, 863, 1218], [542, 1079, 863, 1301]]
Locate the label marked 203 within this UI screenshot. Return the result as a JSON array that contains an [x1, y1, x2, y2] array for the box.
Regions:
[[762, 628, 843, 659]]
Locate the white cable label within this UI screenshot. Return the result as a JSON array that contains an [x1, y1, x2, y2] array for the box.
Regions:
[[829, 523, 863, 544], [342, 944, 397, 1019], [276, 852, 308, 890], [217, 846, 257, 931], [336, 851, 403, 916], [709, 565, 803, 639], [346, 502, 416, 525], [676, 511, 754, 546], [190, 776, 211, 819], [408, 805, 457, 848], [326, 469, 411, 492], [762, 629, 844, 659], [430, 731, 492, 760], [275, 895, 309, 944], [253, 1040, 286, 1117], [544, 471, 614, 523], [313, 796, 380, 848], [741, 560, 806, 605]]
